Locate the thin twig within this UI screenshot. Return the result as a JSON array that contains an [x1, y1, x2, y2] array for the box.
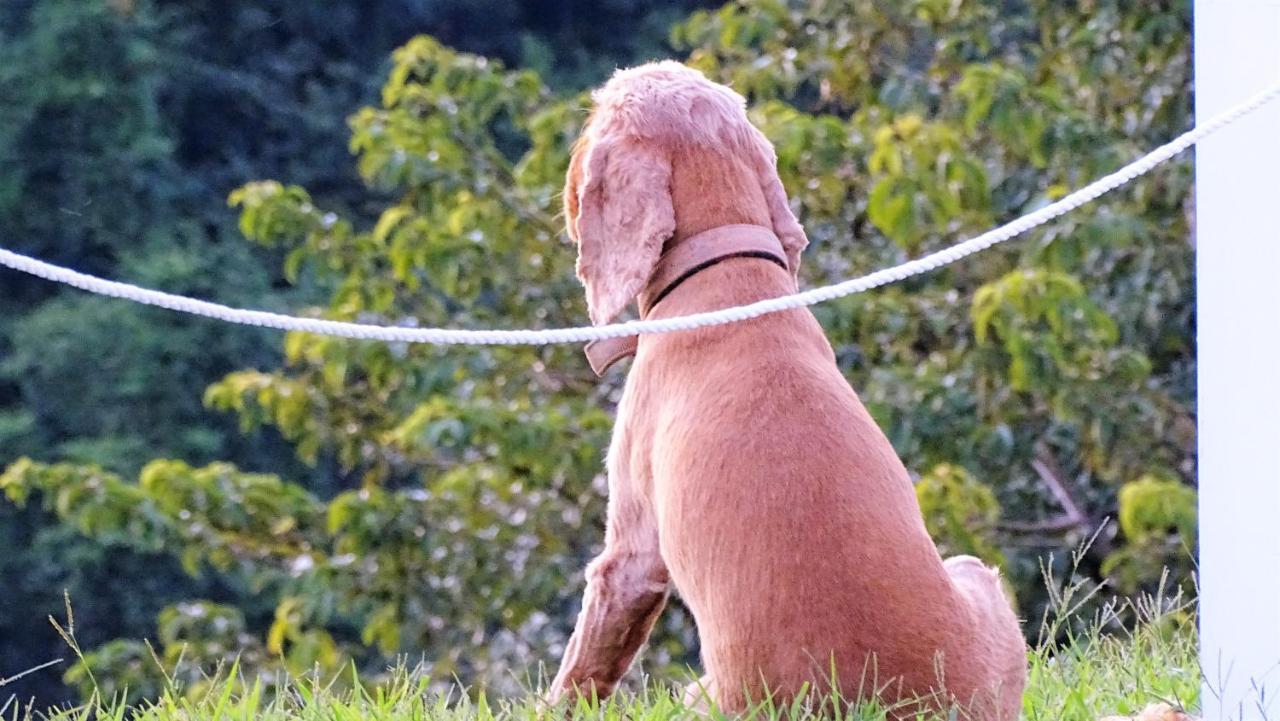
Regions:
[[999, 517, 1081, 534], [0, 658, 64, 688], [1031, 447, 1088, 529], [999, 444, 1090, 539]]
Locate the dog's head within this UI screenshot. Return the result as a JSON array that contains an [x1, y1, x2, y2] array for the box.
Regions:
[[564, 61, 807, 325]]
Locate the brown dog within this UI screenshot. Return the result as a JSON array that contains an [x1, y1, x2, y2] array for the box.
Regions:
[[548, 62, 1026, 721]]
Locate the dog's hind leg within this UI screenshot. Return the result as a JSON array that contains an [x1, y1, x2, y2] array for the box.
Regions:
[[942, 555, 1027, 721]]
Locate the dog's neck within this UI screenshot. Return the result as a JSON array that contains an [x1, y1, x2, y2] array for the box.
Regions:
[[583, 224, 789, 375]]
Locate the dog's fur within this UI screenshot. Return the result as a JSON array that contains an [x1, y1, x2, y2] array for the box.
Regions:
[[548, 61, 1027, 721]]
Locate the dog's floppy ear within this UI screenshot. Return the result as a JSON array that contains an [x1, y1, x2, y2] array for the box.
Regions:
[[749, 127, 808, 276], [570, 136, 675, 325]]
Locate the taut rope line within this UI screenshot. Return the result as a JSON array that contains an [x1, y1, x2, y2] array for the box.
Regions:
[[3, 81, 1279, 346]]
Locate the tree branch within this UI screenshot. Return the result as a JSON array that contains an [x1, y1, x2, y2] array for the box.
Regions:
[[998, 444, 1095, 544]]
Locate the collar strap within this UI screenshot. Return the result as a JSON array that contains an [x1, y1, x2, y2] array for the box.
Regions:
[[583, 224, 789, 376]]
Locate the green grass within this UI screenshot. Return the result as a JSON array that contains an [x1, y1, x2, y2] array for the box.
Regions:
[[5, 569, 1202, 721]]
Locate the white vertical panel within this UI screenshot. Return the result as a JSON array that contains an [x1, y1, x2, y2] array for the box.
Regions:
[[1195, 2, 1280, 719]]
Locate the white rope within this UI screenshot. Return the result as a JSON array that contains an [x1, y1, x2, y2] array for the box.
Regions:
[[3, 80, 1279, 346]]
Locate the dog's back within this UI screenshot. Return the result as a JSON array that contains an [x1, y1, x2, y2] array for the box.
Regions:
[[631, 258, 1025, 716]]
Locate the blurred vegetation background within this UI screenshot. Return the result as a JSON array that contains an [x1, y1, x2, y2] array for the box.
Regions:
[[0, 0, 1196, 709]]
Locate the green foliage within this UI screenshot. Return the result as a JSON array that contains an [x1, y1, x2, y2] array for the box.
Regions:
[[1022, 599, 1199, 721], [1, 0, 1203, 707], [1117, 474, 1197, 544], [63, 602, 274, 705], [971, 269, 1120, 392], [1102, 474, 1197, 595], [915, 464, 1003, 564], [0, 0, 708, 706], [31, 593, 1202, 721]]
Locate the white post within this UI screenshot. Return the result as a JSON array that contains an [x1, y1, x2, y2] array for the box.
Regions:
[[1195, 2, 1280, 720]]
